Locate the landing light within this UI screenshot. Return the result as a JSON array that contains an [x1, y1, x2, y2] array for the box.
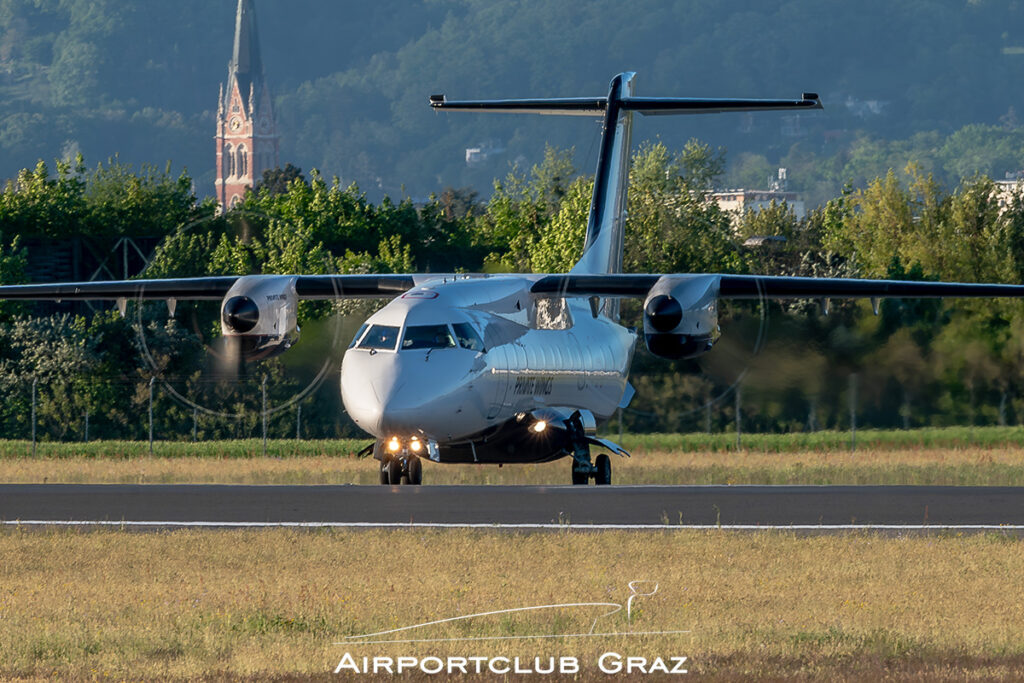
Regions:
[[388, 438, 400, 452], [410, 438, 422, 453], [532, 421, 547, 433]]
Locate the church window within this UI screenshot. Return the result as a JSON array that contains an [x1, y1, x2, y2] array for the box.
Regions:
[[237, 145, 248, 178], [224, 144, 235, 177]]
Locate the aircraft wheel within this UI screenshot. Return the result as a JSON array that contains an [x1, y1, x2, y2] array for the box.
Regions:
[[386, 457, 403, 485], [571, 462, 588, 486], [407, 455, 423, 485], [594, 454, 611, 486]]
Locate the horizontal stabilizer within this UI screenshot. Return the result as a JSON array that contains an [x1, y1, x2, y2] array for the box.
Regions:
[[430, 95, 606, 116], [625, 94, 822, 115], [429, 93, 822, 117]]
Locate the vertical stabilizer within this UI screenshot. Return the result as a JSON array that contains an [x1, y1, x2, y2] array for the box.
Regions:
[[570, 72, 635, 278], [428, 76, 821, 318]]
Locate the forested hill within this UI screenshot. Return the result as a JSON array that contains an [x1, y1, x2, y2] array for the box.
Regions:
[[3, 0, 1024, 202]]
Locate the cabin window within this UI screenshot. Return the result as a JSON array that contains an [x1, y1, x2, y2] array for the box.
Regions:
[[452, 322, 485, 352], [357, 324, 399, 350], [401, 324, 456, 350]]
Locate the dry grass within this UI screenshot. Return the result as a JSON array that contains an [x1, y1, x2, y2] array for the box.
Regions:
[[0, 528, 1022, 681], [2, 446, 1024, 486]]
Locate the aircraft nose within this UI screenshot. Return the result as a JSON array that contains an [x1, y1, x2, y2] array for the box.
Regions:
[[341, 348, 478, 440], [340, 350, 394, 436]]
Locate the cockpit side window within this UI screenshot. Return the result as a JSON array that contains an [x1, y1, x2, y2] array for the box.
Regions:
[[452, 322, 486, 352], [357, 324, 400, 350], [348, 324, 368, 349], [401, 324, 456, 350]]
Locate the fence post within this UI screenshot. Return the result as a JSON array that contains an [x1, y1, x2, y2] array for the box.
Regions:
[[296, 403, 302, 440], [31, 377, 37, 457], [193, 408, 198, 442], [84, 407, 89, 443], [148, 377, 155, 455], [705, 401, 712, 433], [262, 374, 268, 457], [735, 383, 742, 450], [849, 372, 858, 452]]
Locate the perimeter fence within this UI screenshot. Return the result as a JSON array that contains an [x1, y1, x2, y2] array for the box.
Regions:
[[2, 371, 1021, 453], [0, 374, 354, 449]]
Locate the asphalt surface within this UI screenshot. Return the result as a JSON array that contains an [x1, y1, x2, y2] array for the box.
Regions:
[[1, 484, 1023, 527]]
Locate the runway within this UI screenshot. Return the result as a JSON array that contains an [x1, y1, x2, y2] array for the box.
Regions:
[[2, 484, 1024, 531]]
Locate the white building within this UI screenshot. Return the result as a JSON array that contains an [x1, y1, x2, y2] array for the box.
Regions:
[[711, 189, 806, 222], [712, 168, 806, 223], [995, 177, 1023, 213]]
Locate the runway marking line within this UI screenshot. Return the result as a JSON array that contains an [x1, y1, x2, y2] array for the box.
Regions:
[[3, 520, 1024, 530]]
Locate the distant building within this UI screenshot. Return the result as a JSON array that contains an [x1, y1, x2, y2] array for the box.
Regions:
[[712, 168, 806, 224], [995, 175, 1024, 213], [712, 189, 805, 219], [780, 114, 804, 138], [465, 140, 505, 166], [844, 96, 889, 119], [214, 0, 279, 210]]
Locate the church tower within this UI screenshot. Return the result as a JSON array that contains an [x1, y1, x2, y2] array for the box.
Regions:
[[215, 0, 278, 210]]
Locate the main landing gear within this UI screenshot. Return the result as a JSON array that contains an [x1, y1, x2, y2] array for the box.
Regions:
[[380, 453, 423, 485], [566, 411, 611, 486]]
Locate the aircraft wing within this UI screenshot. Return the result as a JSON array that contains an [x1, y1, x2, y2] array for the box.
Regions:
[[0, 274, 459, 301], [530, 273, 1024, 300]]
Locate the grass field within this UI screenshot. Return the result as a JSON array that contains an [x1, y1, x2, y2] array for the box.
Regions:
[[1, 528, 1022, 681], [4, 447, 1024, 486], [3, 426, 1024, 485], [6, 425, 1024, 459]]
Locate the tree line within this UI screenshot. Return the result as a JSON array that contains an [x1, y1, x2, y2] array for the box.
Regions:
[[5, 0, 1024, 200], [2, 145, 1024, 441]]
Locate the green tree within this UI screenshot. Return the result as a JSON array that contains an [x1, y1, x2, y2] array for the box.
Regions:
[[0, 233, 27, 321], [254, 164, 306, 197], [624, 141, 739, 275]]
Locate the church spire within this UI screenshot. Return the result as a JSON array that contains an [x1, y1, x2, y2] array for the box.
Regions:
[[215, 0, 279, 211], [232, 1, 262, 80], [224, 0, 264, 113]]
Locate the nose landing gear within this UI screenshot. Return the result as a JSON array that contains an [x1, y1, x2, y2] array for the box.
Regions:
[[380, 452, 424, 485]]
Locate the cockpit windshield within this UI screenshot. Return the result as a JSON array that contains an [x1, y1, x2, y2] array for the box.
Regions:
[[452, 322, 485, 352], [357, 324, 400, 350], [402, 324, 457, 350]]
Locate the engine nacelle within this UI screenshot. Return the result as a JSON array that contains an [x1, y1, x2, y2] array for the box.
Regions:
[[643, 274, 720, 359], [220, 275, 299, 361]]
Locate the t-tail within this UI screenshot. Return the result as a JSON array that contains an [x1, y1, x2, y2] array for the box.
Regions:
[[430, 73, 822, 315]]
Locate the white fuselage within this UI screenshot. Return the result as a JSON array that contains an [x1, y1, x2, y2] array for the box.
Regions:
[[340, 276, 636, 446]]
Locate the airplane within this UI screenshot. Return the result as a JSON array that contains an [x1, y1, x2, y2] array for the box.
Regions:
[[5, 72, 1024, 486]]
